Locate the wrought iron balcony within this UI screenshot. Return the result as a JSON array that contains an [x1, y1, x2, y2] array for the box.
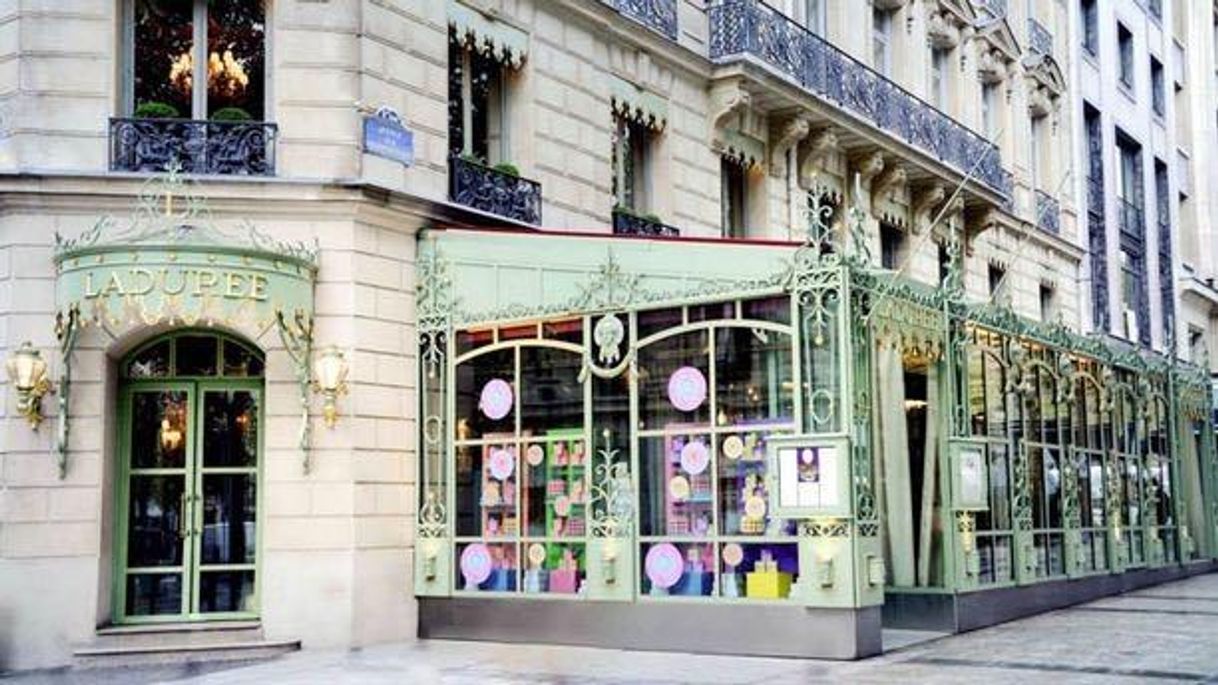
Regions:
[[109, 117, 277, 176], [1027, 18, 1052, 56], [1118, 198, 1144, 239], [975, 0, 1008, 18], [1034, 189, 1060, 235], [599, 0, 677, 40], [612, 209, 680, 237], [708, 0, 1010, 201], [449, 155, 542, 225]]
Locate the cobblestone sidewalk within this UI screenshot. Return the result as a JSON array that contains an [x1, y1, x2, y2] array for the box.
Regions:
[[12, 572, 1218, 684]]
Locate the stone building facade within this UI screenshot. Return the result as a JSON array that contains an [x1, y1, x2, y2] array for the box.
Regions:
[[0, 0, 1214, 671]]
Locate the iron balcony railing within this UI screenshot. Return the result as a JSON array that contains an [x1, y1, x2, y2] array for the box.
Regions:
[[1027, 17, 1052, 56], [449, 155, 542, 225], [975, 0, 1008, 18], [1034, 189, 1060, 235], [612, 209, 680, 237], [1118, 198, 1144, 239], [109, 117, 277, 176], [708, 0, 1011, 201], [599, 0, 677, 40]]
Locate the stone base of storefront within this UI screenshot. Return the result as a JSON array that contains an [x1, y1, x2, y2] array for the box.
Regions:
[[883, 561, 1218, 633], [418, 598, 882, 659]]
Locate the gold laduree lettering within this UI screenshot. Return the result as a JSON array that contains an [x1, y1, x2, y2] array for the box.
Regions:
[[128, 268, 155, 296], [100, 271, 126, 297], [249, 274, 268, 301], [160, 267, 186, 295], [225, 272, 246, 299], [194, 270, 218, 296], [80, 267, 270, 301]]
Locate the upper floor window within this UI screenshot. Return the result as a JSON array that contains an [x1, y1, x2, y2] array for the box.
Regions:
[[800, 0, 825, 36], [981, 82, 1000, 139], [930, 48, 949, 110], [1039, 284, 1056, 322], [1151, 57, 1166, 117], [1081, 0, 1098, 57], [613, 116, 652, 213], [1030, 116, 1045, 188], [1117, 23, 1135, 89], [127, 0, 266, 121], [880, 223, 904, 270], [1116, 134, 1143, 211], [872, 9, 892, 76], [988, 263, 1006, 300], [449, 36, 509, 165], [721, 157, 748, 238]]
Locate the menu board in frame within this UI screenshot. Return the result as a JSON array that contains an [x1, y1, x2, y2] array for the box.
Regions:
[[950, 438, 989, 511], [766, 434, 852, 519]]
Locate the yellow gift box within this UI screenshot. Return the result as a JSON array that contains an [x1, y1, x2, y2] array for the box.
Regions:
[[745, 570, 792, 599]]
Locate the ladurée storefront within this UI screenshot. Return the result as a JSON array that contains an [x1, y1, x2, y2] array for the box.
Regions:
[[49, 175, 319, 623], [0, 169, 433, 670], [413, 208, 1218, 658]]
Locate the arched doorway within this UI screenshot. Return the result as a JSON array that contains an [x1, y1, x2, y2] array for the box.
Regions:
[[114, 331, 264, 623]]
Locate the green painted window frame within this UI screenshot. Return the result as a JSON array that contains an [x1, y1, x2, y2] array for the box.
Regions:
[[112, 331, 265, 625]]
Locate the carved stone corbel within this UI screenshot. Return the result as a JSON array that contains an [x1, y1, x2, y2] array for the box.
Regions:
[[709, 79, 752, 153], [768, 112, 812, 178], [798, 128, 839, 189], [1028, 80, 1051, 119], [872, 164, 907, 204], [978, 49, 1008, 83], [927, 10, 960, 49], [854, 151, 886, 184], [912, 183, 947, 234]]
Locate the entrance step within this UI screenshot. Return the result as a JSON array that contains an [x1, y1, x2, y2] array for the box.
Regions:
[[73, 621, 299, 669]]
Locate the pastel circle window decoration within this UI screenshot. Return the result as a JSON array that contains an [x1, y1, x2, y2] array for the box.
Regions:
[[460, 543, 494, 586], [680, 440, 710, 475], [488, 447, 515, 481], [668, 475, 691, 502], [645, 543, 685, 589], [667, 366, 707, 412], [527, 543, 547, 567], [722, 435, 745, 461], [525, 444, 545, 467], [479, 379, 514, 420], [722, 542, 744, 567], [744, 495, 767, 519], [554, 495, 572, 517]]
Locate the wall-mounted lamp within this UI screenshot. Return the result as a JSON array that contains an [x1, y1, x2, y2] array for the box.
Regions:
[[6, 342, 51, 428], [311, 346, 349, 428]]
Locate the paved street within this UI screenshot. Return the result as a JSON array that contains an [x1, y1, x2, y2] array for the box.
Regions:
[[11, 572, 1218, 684]]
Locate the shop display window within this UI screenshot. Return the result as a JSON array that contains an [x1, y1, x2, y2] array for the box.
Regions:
[[442, 298, 801, 602]]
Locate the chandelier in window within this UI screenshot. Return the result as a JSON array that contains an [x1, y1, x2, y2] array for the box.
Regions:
[[169, 49, 250, 98]]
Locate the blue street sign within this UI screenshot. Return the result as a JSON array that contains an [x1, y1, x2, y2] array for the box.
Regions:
[[363, 114, 414, 166]]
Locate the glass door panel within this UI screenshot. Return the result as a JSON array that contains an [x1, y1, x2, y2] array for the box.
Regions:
[[194, 386, 260, 616], [121, 387, 192, 619]]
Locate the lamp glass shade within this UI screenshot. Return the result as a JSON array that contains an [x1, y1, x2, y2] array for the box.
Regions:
[[314, 347, 348, 391], [6, 343, 47, 390]]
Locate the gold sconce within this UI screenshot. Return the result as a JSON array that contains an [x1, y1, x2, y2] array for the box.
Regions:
[[6, 342, 52, 428], [311, 346, 349, 428]]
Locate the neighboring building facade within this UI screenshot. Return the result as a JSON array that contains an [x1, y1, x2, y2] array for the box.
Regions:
[[0, 0, 1215, 671]]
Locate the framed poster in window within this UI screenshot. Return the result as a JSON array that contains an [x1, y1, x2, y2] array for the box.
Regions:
[[766, 434, 852, 519], [950, 438, 989, 511]]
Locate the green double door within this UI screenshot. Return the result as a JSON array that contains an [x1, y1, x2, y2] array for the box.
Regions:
[[115, 381, 262, 622]]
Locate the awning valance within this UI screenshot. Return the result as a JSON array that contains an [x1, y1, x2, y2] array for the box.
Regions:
[[610, 75, 668, 131], [52, 168, 321, 473], [449, 0, 528, 68]]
